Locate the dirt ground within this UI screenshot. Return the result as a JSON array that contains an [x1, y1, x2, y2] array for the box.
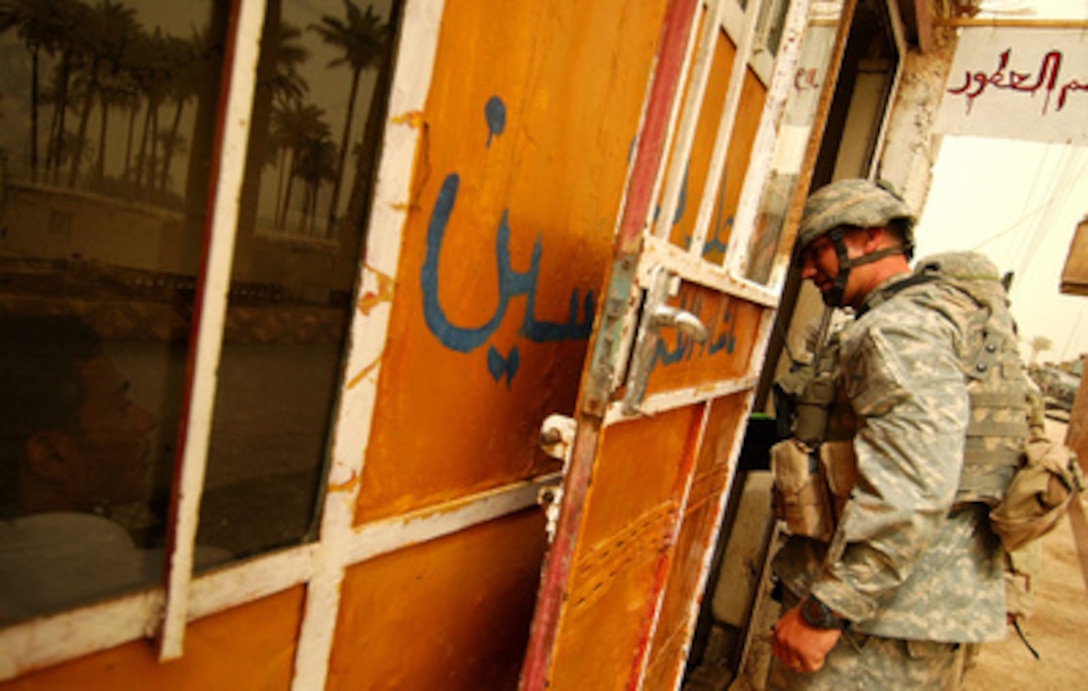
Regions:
[[964, 420, 1088, 690]]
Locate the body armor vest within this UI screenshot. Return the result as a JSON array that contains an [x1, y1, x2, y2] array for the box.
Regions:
[[775, 252, 1030, 517], [848, 252, 1030, 505]]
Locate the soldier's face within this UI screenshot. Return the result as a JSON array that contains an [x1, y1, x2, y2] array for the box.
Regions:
[[800, 235, 839, 297], [800, 230, 868, 307]]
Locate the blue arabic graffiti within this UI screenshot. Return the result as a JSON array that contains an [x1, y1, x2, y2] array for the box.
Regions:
[[652, 293, 738, 370], [420, 96, 595, 387], [653, 166, 688, 227], [704, 171, 731, 256], [485, 96, 506, 147]]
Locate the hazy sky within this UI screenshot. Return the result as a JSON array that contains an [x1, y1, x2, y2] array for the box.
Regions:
[[913, 0, 1088, 363], [916, 138, 1088, 362]]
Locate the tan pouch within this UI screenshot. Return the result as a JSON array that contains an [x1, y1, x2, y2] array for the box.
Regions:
[[771, 438, 834, 541], [1004, 540, 1041, 621], [990, 433, 1084, 552], [819, 439, 858, 522]]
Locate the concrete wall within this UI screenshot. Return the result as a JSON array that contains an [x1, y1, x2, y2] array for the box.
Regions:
[[877, 26, 958, 213]]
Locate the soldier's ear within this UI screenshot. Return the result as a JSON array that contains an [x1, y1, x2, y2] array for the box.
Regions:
[[24, 430, 78, 482], [862, 226, 889, 252]]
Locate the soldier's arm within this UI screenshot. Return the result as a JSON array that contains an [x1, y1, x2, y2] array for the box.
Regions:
[[808, 304, 969, 624]]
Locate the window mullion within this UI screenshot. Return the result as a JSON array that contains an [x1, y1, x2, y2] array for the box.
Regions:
[[688, 0, 763, 258], [157, 0, 267, 661], [651, 0, 728, 241]]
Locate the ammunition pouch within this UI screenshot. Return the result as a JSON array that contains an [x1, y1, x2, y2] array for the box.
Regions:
[[771, 438, 858, 542], [771, 439, 833, 541], [1004, 541, 1041, 622], [820, 440, 858, 520], [990, 430, 1084, 552]]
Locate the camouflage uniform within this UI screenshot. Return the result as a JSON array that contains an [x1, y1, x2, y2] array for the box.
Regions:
[[770, 274, 1007, 689]]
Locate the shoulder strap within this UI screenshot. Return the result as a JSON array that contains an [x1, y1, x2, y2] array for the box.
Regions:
[[854, 273, 936, 319]]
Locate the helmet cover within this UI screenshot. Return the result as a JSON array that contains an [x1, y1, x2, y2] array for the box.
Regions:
[[797, 178, 916, 253]]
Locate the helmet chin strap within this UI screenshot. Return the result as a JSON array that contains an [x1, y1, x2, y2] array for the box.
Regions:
[[824, 228, 909, 307]]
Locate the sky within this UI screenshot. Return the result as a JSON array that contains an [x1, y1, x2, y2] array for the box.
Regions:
[[912, 0, 1088, 363], [915, 139, 1088, 362]]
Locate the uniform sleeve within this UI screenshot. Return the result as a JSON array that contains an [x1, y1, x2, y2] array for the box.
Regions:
[[809, 303, 969, 623]]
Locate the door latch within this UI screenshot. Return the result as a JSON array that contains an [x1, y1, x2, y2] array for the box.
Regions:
[[622, 266, 708, 415], [537, 413, 576, 542]]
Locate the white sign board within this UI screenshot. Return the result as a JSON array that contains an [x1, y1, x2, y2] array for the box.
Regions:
[[935, 28, 1088, 144]]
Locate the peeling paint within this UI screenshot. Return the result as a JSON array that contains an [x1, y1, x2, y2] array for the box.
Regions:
[[357, 268, 395, 315], [346, 356, 382, 390], [392, 110, 425, 128], [328, 470, 360, 494]]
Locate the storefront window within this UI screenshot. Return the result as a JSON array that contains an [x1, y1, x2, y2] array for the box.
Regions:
[[0, 0, 399, 621], [197, 0, 396, 561]]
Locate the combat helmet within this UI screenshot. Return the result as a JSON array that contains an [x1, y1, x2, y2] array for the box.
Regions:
[[797, 178, 916, 307]]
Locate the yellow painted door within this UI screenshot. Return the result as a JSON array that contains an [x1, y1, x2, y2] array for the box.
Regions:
[[520, 0, 812, 688]]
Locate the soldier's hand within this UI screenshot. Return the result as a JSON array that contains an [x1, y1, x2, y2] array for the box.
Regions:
[[770, 604, 842, 674]]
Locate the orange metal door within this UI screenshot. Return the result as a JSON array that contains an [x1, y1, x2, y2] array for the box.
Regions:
[[520, 0, 811, 688]]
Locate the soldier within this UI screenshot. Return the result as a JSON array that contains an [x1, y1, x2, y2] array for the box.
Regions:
[[767, 179, 1019, 689]]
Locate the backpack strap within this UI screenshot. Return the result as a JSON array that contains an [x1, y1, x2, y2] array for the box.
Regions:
[[854, 273, 935, 319]]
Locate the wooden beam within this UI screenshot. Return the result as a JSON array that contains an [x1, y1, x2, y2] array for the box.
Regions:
[[935, 17, 1088, 29], [1061, 218, 1088, 297]]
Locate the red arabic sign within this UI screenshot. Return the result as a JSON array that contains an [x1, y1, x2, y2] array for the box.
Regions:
[[935, 28, 1088, 144]]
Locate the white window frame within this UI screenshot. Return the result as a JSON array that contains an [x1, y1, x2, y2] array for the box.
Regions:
[[638, 0, 813, 314]]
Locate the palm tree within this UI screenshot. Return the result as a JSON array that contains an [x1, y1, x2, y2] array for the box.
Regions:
[[68, 0, 137, 187], [53, 125, 94, 173], [0, 0, 81, 180], [340, 11, 394, 254], [309, 0, 387, 237], [238, 0, 311, 239], [260, 20, 309, 223], [155, 126, 186, 195], [1029, 335, 1053, 364], [267, 22, 309, 109], [95, 77, 138, 185], [42, 0, 91, 183], [295, 134, 336, 235], [271, 101, 329, 229], [130, 27, 173, 191], [158, 31, 205, 192]]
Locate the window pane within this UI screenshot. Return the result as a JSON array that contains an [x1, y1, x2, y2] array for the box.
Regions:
[[195, 0, 398, 561], [0, 0, 228, 622], [759, 0, 790, 57]]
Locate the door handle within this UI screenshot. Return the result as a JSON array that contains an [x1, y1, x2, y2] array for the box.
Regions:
[[649, 305, 709, 342], [622, 267, 708, 415]]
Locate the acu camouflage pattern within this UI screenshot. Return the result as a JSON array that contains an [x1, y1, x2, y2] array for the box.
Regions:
[[772, 273, 1008, 645], [768, 628, 966, 690], [796, 179, 915, 253], [879, 252, 1031, 505]]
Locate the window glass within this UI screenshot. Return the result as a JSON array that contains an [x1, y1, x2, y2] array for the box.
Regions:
[[196, 0, 398, 561], [0, 0, 227, 622], [758, 0, 790, 58]]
